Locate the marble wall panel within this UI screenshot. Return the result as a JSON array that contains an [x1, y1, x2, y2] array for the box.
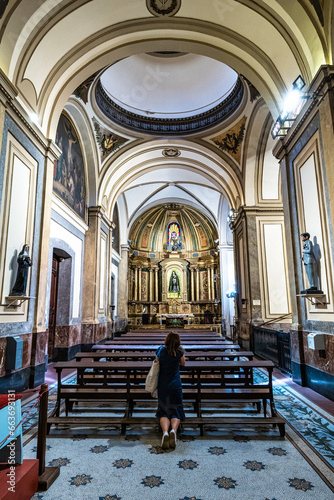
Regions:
[[290, 330, 302, 363], [55, 325, 81, 348], [303, 331, 334, 375], [33, 330, 48, 365], [20, 333, 32, 369], [95, 323, 107, 343], [0, 338, 6, 376], [81, 323, 94, 344]]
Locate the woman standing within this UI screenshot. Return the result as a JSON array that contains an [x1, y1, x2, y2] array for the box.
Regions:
[[156, 332, 185, 449]]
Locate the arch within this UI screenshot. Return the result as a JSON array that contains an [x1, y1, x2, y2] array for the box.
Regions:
[[0, 3, 327, 137], [98, 140, 244, 220]]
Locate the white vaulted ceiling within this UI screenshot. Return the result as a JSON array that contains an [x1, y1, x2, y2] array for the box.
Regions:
[[100, 53, 238, 118]]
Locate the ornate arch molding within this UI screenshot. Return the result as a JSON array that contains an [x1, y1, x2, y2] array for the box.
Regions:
[[98, 142, 244, 218], [14, 18, 310, 136]]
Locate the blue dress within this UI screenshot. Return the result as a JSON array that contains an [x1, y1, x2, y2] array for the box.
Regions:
[[156, 346, 185, 420]]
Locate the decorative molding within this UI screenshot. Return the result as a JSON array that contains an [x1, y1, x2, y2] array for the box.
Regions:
[[146, 0, 181, 17], [212, 116, 246, 163], [93, 119, 128, 158], [162, 147, 180, 157], [95, 78, 244, 135], [73, 72, 99, 104]]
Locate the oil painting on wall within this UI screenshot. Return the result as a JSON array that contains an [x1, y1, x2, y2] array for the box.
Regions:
[[53, 113, 86, 220]]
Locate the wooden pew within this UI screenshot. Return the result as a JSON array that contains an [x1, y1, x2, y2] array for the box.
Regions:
[[75, 351, 255, 361], [105, 340, 232, 345], [91, 344, 241, 352], [48, 359, 284, 436]]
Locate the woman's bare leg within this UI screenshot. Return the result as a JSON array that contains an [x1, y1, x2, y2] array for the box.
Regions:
[[160, 417, 170, 434], [170, 418, 180, 432]]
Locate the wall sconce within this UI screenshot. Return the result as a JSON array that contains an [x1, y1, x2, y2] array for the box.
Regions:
[[271, 76, 322, 139]]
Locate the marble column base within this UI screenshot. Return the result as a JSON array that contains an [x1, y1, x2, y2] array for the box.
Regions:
[[114, 318, 128, 334]]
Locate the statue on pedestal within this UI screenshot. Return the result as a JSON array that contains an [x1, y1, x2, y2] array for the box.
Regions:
[[11, 244, 32, 296], [168, 271, 180, 296], [300, 233, 322, 294]]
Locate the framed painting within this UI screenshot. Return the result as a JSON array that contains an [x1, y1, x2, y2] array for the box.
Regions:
[[53, 113, 87, 220]]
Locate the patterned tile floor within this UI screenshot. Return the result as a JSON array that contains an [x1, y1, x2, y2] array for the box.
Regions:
[[25, 424, 333, 500], [20, 368, 334, 499]]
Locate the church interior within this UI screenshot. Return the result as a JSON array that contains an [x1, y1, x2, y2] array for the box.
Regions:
[[1, 0, 334, 498]]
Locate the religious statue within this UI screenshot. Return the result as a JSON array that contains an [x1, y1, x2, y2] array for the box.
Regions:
[[300, 233, 322, 294], [11, 244, 32, 296], [168, 271, 180, 295]]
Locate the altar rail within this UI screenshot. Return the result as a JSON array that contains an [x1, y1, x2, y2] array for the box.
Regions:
[[251, 326, 292, 375]]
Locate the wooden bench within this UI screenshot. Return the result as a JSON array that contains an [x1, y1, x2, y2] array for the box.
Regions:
[[93, 344, 241, 352], [75, 350, 254, 362], [49, 359, 284, 435], [47, 415, 285, 437], [105, 339, 231, 345]]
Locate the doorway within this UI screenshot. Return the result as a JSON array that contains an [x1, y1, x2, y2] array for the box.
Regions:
[[48, 254, 60, 361]]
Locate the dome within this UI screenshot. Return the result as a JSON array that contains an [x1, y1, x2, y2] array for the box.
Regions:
[[100, 53, 238, 119], [95, 53, 244, 135], [129, 204, 218, 253]]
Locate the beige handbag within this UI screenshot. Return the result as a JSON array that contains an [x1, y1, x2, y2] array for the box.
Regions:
[[145, 357, 160, 398]]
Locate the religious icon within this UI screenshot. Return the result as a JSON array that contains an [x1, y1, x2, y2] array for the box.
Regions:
[[300, 232, 322, 294], [168, 270, 180, 296], [167, 222, 182, 252], [11, 244, 32, 296]]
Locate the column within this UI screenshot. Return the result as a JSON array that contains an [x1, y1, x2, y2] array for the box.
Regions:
[[162, 268, 167, 301], [182, 266, 187, 301], [117, 244, 130, 331], [107, 222, 115, 324], [134, 267, 138, 301], [138, 267, 142, 302], [191, 268, 195, 301], [31, 140, 60, 386], [155, 267, 159, 302], [207, 267, 212, 301], [211, 264, 215, 301], [218, 244, 235, 338], [82, 207, 102, 331], [149, 268, 154, 302], [128, 268, 133, 301], [196, 267, 200, 301], [34, 140, 60, 332]]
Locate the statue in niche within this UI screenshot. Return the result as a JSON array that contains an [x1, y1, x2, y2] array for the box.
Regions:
[[11, 244, 32, 296], [168, 271, 180, 296], [300, 232, 322, 294]]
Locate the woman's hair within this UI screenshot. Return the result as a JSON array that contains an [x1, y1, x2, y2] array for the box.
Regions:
[[164, 331, 181, 356]]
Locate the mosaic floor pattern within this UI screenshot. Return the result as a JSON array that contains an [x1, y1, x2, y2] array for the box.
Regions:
[[21, 369, 334, 499], [25, 423, 333, 500]]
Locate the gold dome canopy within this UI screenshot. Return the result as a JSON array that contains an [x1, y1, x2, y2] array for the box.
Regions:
[[129, 204, 218, 255]]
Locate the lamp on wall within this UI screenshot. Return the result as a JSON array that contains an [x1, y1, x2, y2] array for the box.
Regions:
[[271, 76, 322, 139]]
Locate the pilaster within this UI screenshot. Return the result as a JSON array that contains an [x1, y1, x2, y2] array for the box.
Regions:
[[34, 140, 61, 332], [117, 244, 130, 330]]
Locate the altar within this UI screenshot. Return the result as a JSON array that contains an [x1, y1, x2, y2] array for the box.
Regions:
[[156, 313, 194, 327]]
